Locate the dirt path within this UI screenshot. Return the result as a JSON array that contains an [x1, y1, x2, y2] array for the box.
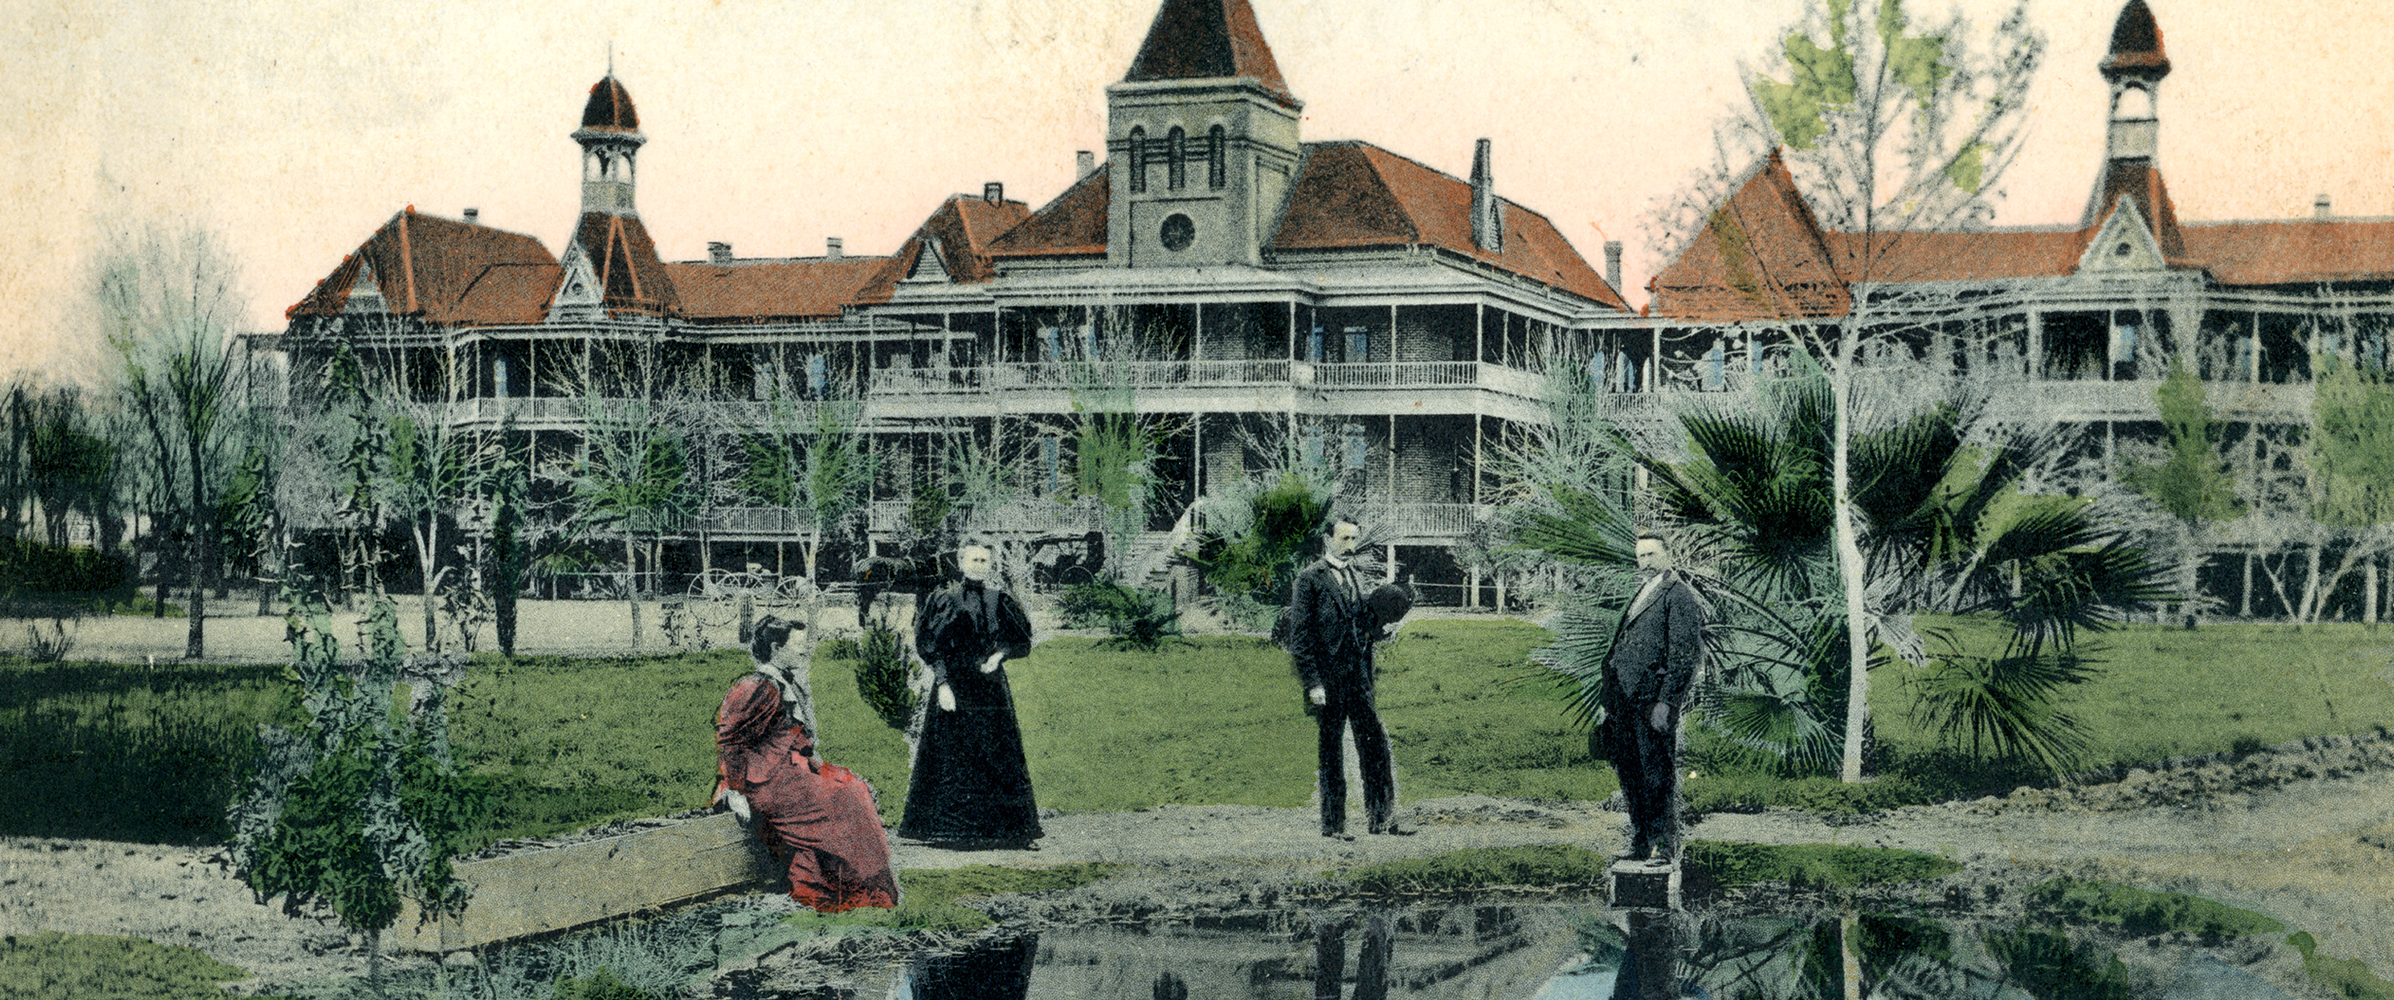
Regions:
[[8, 733, 2394, 993]]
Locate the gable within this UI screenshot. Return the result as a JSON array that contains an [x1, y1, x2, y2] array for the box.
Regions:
[[2076, 197, 2169, 275]]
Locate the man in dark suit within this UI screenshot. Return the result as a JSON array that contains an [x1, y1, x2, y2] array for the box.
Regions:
[[1289, 520, 1410, 839], [1598, 533, 1707, 863]]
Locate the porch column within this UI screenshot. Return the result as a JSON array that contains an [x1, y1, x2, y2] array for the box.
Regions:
[[2027, 310, 2044, 379]]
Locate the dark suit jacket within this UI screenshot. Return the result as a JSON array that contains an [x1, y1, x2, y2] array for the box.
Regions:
[[1288, 557, 1379, 697], [1599, 571, 1706, 745]]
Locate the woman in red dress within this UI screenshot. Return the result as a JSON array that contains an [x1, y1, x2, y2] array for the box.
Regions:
[[714, 616, 898, 912]]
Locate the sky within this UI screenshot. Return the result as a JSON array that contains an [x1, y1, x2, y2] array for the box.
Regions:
[[6, 0, 2391, 384]]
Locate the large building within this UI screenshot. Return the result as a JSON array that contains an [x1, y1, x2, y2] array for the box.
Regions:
[[276, 0, 1629, 603], [274, 0, 2391, 619], [1626, 0, 2394, 622]]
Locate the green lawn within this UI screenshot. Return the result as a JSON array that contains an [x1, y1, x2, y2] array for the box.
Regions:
[[7, 617, 2394, 845]]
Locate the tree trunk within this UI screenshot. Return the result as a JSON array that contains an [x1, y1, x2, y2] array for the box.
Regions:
[[1840, 911, 1865, 1000], [2366, 555, 2379, 626], [186, 489, 207, 661], [421, 526, 441, 653], [1833, 360, 1872, 784], [624, 535, 642, 652], [2301, 543, 2324, 625]]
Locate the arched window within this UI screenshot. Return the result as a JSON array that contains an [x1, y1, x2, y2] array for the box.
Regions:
[[2114, 84, 2155, 120], [1207, 125, 1227, 189], [1166, 126, 1187, 191], [1128, 127, 1148, 193]]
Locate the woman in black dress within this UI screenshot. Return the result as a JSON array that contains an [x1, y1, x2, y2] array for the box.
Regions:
[[898, 543, 1041, 848]]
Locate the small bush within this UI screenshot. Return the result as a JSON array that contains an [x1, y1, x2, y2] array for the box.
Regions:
[[815, 637, 863, 661], [1339, 845, 1611, 892], [106, 593, 183, 618], [2029, 877, 2284, 940], [552, 966, 658, 1000], [1682, 841, 1961, 895], [1057, 580, 1183, 650], [0, 540, 131, 595], [852, 618, 918, 733]]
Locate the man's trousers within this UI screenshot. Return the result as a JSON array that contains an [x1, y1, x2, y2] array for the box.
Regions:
[[1317, 691, 1394, 833], [1609, 715, 1683, 856]]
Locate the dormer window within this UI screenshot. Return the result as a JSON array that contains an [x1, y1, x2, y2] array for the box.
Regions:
[[1207, 125, 1227, 189], [1166, 126, 1187, 191], [1128, 127, 1148, 194]]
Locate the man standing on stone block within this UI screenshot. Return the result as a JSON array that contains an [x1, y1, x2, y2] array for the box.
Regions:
[[1289, 519, 1412, 840], [1598, 532, 1707, 863]]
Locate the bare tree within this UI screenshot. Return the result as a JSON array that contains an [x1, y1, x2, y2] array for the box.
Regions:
[[95, 225, 256, 659], [370, 351, 498, 651], [552, 333, 699, 651]]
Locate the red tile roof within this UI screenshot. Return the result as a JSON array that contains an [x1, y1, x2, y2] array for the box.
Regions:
[[985, 166, 1112, 259], [2183, 219, 2394, 287], [1647, 151, 1851, 320], [857, 194, 1034, 303], [287, 208, 559, 325], [668, 257, 893, 322], [581, 76, 639, 132], [1273, 142, 1625, 309], [1828, 229, 2082, 285], [570, 212, 680, 317], [1123, 0, 1295, 107]]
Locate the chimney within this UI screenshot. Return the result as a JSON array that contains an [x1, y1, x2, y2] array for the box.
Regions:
[[462, 207, 479, 225], [707, 242, 732, 264], [2315, 194, 2333, 220], [826, 237, 843, 260], [1469, 139, 1501, 252], [1604, 241, 1624, 293], [984, 182, 1004, 204], [1077, 151, 1096, 178]]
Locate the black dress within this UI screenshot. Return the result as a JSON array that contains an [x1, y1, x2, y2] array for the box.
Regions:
[[899, 578, 1042, 843]]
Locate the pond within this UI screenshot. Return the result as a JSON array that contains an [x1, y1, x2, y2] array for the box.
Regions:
[[719, 898, 2310, 1000]]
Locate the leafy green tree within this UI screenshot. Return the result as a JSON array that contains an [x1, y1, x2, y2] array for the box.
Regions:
[[558, 339, 701, 650], [226, 589, 491, 984], [1190, 424, 1338, 631], [25, 385, 117, 550], [2305, 344, 2394, 623], [2122, 359, 2242, 625]]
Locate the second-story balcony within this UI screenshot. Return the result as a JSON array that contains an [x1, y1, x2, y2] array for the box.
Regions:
[[865, 360, 1549, 418]]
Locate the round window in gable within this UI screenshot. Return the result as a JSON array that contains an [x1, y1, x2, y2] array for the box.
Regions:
[[2113, 242, 2132, 258], [1160, 213, 1196, 252]]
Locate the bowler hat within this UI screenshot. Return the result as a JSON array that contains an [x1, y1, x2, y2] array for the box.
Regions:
[[1366, 583, 1413, 627]]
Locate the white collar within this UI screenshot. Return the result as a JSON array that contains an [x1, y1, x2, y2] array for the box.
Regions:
[[1324, 554, 1352, 570]]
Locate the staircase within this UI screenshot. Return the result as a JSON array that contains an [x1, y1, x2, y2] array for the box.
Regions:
[[1120, 505, 1199, 596]]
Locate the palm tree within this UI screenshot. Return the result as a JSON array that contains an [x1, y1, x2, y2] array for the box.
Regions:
[[1521, 362, 2164, 776]]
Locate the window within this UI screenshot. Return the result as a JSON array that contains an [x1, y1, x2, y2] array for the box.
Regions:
[[493, 355, 513, 398], [1342, 423, 1369, 471], [1207, 125, 1227, 189], [1587, 352, 1605, 390], [1303, 427, 1325, 467], [1306, 324, 1324, 363], [1166, 126, 1187, 191], [806, 353, 828, 398], [1040, 437, 1060, 496], [1128, 127, 1148, 194], [1159, 213, 1195, 252], [1038, 327, 1061, 362], [1615, 349, 1632, 391], [1345, 328, 1370, 363], [1080, 326, 1099, 360], [1705, 342, 1725, 390]]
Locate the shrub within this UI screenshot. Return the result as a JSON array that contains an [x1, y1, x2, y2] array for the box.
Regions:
[[1057, 580, 1183, 650], [552, 967, 657, 1000], [0, 931, 293, 1000], [0, 539, 131, 596], [2289, 932, 2394, 1000], [853, 617, 918, 732]]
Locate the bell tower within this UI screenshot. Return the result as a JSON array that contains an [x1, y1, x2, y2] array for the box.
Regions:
[[1105, 0, 1303, 268], [575, 75, 645, 217], [2098, 0, 2169, 167]]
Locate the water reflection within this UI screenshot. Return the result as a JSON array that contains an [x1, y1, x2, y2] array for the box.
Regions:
[[890, 933, 1037, 1000]]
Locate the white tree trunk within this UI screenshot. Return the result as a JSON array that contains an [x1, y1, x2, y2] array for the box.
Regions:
[[1834, 351, 1872, 784]]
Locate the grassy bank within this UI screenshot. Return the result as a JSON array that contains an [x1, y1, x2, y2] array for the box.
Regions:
[[7, 617, 2394, 844]]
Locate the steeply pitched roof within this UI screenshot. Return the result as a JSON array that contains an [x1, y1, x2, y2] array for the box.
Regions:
[[2101, 0, 2170, 77], [668, 257, 894, 322], [2183, 219, 2394, 287], [1273, 142, 1625, 309], [1647, 151, 1851, 320], [857, 194, 1034, 303], [581, 76, 640, 132], [1122, 0, 1294, 106], [985, 166, 1112, 259], [569, 212, 680, 316], [287, 208, 559, 325], [2082, 160, 2189, 260]]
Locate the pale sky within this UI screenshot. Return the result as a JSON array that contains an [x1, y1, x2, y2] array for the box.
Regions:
[[6, 0, 2390, 384]]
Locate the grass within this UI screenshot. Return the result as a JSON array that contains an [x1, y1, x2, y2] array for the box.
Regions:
[[1335, 844, 1611, 892], [2290, 931, 2394, 1000], [0, 931, 300, 1000], [9, 617, 2394, 846], [2027, 877, 2284, 941], [1681, 841, 1962, 895], [775, 862, 1127, 933], [0, 659, 289, 842]]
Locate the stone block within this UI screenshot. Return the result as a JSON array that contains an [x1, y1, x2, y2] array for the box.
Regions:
[[1608, 859, 1680, 911]]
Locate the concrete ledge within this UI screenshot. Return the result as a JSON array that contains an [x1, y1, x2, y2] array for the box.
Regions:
[[393, 812, 780, 953]]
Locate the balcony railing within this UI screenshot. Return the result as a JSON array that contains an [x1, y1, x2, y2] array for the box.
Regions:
[[867, 360, 1545, 398]]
